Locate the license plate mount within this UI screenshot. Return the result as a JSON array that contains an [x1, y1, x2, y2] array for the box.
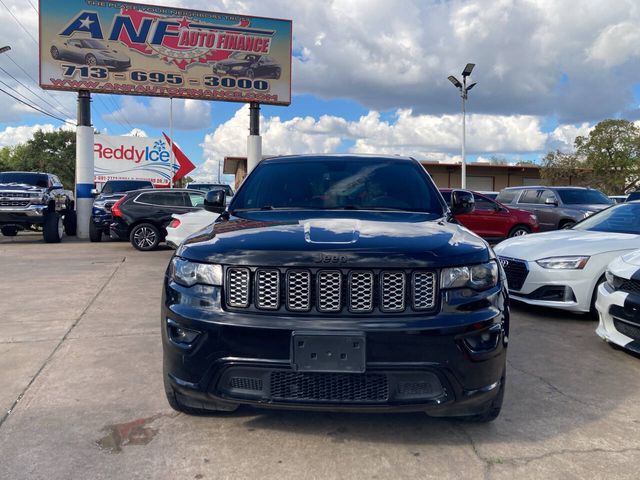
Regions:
[[291, 331, 366, 373]]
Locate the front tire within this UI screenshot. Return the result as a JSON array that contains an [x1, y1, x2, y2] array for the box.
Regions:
[[89, 222, 103, 242], [130, 223, 160, 251], [85, 54, 97, 66], [50, 46, 60, 60], [43, 212, 63, 243], [1, 226, 18, 236], [508, 225, 530, 238], [63, 209, 77, 236]]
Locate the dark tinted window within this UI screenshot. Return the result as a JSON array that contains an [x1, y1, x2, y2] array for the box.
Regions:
[[557, 189, 612, 205], [496, 190, 518, 204], [440, 191, 452, 205], [231, 158, 444, 214], [474, 195, 496, 211], [574, 203, 640, 234], [627, 192, 640, 202], [137, 192, 185, 206], [102, 180, 153, 194], [188, 184, 233, 196], [518, 189, 540, 204], [0, 172, 49, 188]]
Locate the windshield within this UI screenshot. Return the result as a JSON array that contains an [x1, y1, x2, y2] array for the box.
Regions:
[[573, 203, 640, 234], [102, 181, 152, 194], [230, 157, 445, 214], [229, 52, 256, 61], [558, 189, 612, 205], [0, 172, 48, 188], [188, 184, 233, 196], [82, 39, 107, 49]]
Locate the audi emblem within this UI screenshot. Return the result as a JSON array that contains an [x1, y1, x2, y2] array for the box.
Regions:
[[499, 259, 509, 267]]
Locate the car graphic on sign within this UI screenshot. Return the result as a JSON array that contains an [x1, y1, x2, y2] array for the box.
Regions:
[[50, 38, 131, 70], [211, 53, 281, 79]]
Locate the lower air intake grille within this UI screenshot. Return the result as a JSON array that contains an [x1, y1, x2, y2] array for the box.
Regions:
[[269, 371, 389, 403], [614, 319, 640, 341], [229, 377, 263, 391]]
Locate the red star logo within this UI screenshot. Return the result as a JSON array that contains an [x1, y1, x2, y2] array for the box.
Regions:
[[178, 17, 190, 29]]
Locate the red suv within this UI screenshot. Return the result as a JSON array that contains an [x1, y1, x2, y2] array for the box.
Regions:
[[440, 189, 540, 241]]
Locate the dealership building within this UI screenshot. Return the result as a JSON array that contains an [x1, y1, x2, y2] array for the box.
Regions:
[[223, 157, 544, 191]]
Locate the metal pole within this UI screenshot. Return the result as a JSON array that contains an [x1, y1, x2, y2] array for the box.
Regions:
[[461, 90, 466, 189], [75, 90, 94, 239], [169, 97, 174, 188], [247, 102, 262, 173]]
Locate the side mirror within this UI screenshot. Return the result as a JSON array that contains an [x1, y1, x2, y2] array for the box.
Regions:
[[451, 189, 475, 215], [544, 197, 558, 206], [204, 190, 225, 213]]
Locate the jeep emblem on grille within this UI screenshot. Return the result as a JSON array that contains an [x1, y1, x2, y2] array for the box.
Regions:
[[500, 259, 509, 267], [314, 254, 349, 264]]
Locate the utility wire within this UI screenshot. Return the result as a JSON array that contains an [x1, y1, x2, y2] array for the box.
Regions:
[[0, 85, 74, 125], [3, 53, 74, 117], [0, 77, 69, 125], [26, 0, 37, 14], [0, 0, 38, 46], [0, 64, 71, 118], [105, 94, 135, 131]]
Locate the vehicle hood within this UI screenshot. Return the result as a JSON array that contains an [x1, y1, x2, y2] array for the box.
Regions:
[[97, 50, 129, 61], [178, 212, 490, 268], [95, 192, 125, 203], [172, 209, 219, 225], [494, 229, 640, 260], [621, 249, 640, 267], [0, 183, 45, 194], [569, 204, 612, 213]]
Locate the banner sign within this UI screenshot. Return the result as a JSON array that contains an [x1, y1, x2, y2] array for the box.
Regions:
[[94, 134, 195, 186], [39, 0, 292, 105]]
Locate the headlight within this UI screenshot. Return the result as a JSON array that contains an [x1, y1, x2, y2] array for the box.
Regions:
[[170, 257, 222, 287], [605, 270, 624, 289], [536, 256, 590, 269], [441, 261, 498, 291]]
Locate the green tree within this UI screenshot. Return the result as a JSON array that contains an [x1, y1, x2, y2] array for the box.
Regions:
[[574, 119, 640, 195], [540, 150, 593, 187], [9, 130, 76, 188], [175, 175, 194, 188]]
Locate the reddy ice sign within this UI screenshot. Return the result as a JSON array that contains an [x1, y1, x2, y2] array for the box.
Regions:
[[39, 0, 292, 105], [94, 134, 195, 186]]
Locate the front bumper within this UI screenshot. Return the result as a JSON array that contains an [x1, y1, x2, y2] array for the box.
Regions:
[[504, 258, 597, 312], [595, 283, 640, 354], [162, 279, 508, 415], [0, 204, 47, 225], [91, 209, 112, 231]]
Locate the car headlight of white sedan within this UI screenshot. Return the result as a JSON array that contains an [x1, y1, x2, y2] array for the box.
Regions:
[[536, 256, 590, 269]]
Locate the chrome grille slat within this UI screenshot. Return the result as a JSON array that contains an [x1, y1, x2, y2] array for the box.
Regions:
[[349, 271, 374, 313], [227, 268, 250, 308], [287, 270, 311, 311], [255, 269, 280, 310], [412, 272, 436, 310], [317, 270, 342, 312], [381, 272, 406, 312], [225, 268, 437, 314]]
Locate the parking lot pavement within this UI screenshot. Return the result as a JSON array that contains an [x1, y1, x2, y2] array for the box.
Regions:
[[1, 237, 640, 479]]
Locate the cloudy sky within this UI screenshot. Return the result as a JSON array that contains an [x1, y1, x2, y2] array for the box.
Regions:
[[1, 0, 639, 181]]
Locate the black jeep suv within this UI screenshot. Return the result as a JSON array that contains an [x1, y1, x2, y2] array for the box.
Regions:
[[162, 155, 508, 421]]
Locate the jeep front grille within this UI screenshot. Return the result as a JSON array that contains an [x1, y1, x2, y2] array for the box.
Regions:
[[225, 267, 438, 314]]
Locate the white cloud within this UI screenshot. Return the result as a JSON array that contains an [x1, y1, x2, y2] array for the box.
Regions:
[[125, 128, 148, 137], [546, 122, 592, 152], [199, 105, 578, 175], [103, 97, 211, 130], [0, 123, 74, 147], [588, 22, 640, 67]]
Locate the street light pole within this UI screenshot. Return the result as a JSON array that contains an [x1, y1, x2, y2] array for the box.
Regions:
[[448, 63, 476, 189]]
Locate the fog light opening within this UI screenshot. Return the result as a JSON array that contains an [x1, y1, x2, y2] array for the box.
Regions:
[[463, 329, 500, 353], [167, 319, 201, 346]]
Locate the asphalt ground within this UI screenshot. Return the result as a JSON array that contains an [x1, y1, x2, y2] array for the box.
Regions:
[[1, 234, 639, 480]]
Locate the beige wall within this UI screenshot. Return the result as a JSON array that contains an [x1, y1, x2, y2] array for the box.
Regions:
[[422, 163, 541, 191]]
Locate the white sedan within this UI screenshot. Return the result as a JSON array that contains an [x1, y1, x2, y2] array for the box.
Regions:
[[595, 250, 640, 354], [165, 209, 219, 249], [493, 202, 640, 313]]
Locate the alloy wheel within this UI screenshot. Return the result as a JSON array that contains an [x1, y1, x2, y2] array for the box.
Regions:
[[134, 227, 157, 249]]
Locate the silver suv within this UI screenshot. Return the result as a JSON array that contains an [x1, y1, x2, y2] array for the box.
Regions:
[[495, 186, 612, 231]]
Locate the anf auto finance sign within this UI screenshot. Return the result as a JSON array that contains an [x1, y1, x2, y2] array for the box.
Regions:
[[94, 135, 195, 186], [39, 0, 292, 105]]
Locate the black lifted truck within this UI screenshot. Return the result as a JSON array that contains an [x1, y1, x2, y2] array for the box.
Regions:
[[162, 155, 508, 421], [0, 171, 76, 242]]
